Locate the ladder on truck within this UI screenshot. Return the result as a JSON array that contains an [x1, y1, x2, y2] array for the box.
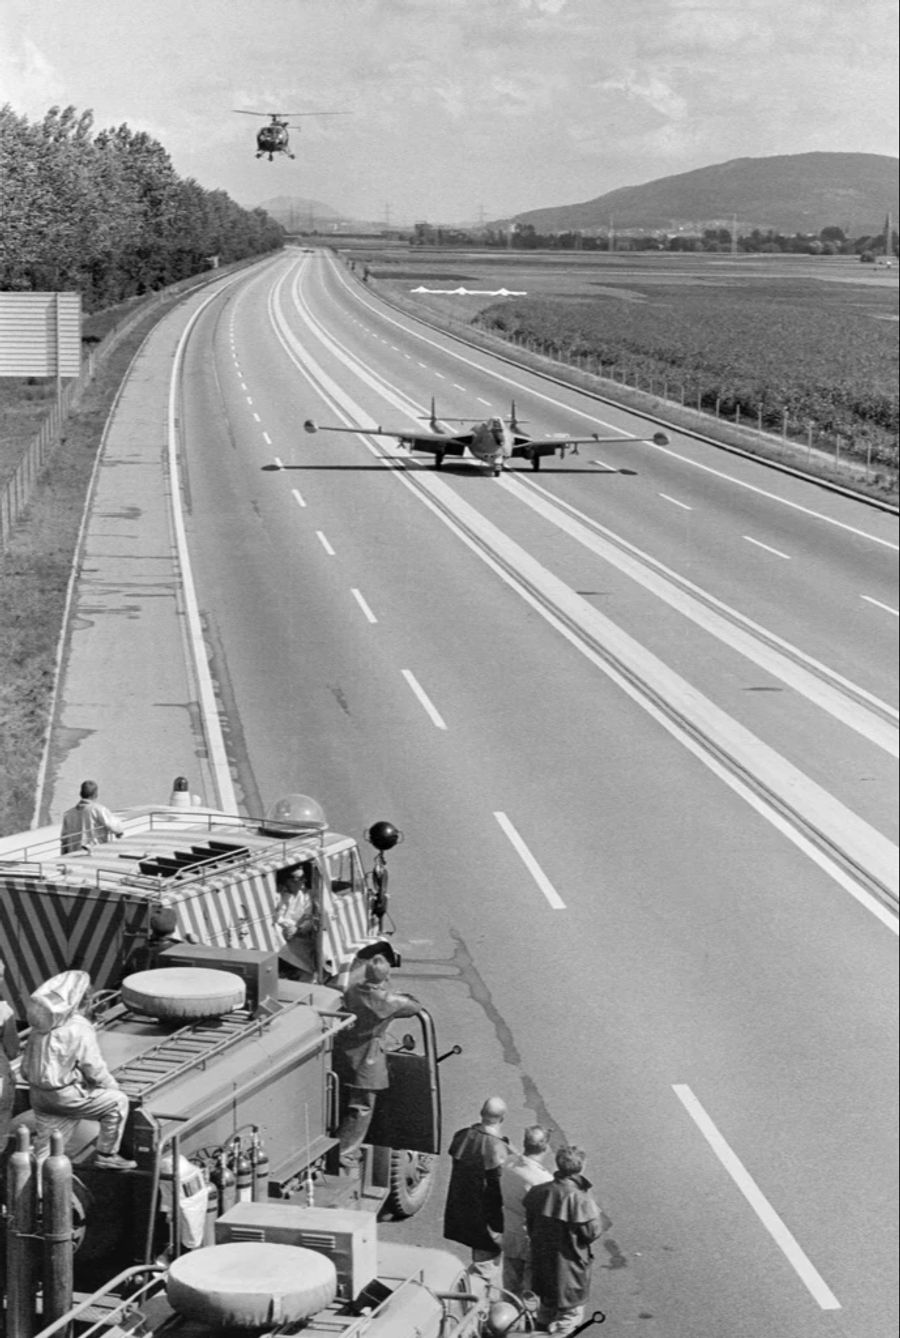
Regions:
[[109, 1009, 277, 1101]]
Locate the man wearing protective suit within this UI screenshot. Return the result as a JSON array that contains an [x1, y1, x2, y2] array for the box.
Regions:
[[20, 970, 136, 1169]]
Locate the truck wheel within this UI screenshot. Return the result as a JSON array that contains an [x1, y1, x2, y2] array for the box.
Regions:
[[71, 1174, 129, 1261], [384, 1149, 435, 1219]]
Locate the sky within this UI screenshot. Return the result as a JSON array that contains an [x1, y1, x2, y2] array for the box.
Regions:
[[1, 0, 897, 225]]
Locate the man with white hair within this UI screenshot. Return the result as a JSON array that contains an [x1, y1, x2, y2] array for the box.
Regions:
[[499, 1124, 553, 1298], [443, 1095, 511, 1287]]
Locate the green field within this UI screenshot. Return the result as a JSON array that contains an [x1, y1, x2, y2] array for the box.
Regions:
[[342, 246, 899, 473]]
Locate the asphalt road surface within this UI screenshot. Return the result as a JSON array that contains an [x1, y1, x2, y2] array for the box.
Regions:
[[47, 249, 900, 1337]]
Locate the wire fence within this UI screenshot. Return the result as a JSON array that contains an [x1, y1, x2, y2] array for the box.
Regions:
[[502, 330, 897, 481]]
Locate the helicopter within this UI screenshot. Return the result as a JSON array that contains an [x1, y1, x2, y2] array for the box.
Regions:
[[233, 109, 349, 161]]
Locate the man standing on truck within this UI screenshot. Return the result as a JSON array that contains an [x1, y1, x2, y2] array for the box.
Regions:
[[60, 780, 124, 854], [335, 954, 420, 1170], [20, 969, 136, 1170]]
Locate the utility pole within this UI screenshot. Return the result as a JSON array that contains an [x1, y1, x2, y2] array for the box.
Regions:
[[731, 215, 738, 256], [608, 215, 615, 253]]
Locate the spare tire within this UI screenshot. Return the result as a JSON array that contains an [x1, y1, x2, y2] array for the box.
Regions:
[[121, 968, 245, 1019], [166, 1242, 337, 1325]]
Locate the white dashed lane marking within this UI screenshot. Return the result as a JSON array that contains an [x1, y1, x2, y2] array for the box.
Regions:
[[660, 493, 693, 510], [493, 812, 566, 909], [316, 531, 335, 555], [402, 670, 447, 729], [673, 1085, 841, 1311], [351, 588, 378, 623], [744, 535, 791, 560], [292, 488, 306, 508], [861, 594, 899, 616]]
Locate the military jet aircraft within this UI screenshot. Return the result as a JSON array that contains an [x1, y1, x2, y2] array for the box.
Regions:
[[303, 400, 669, 476]]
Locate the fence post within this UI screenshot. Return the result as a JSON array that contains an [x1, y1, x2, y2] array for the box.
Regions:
[[835, 436, 841, 466], [758, 405, 763, 431], [715, 397, 721, 418], [807, 423, 813, 462], [735, 404, 741, 426], [782, 410, 788, 440], [866, 439, 872, 477]]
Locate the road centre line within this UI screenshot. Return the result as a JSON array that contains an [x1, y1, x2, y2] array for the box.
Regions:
[[263, 431, 272, 445], [292, 488, 306, 508], [351, 588, 378, 623], [331, 258, 897, 552], [590, 458, 616, 471], [862, 594, 899, 616], [660, 493, 693, 510], [316, 530, 335, 555], [252, 412, 261, 423], [401, 670, 447, 729], [453, 383, 467, 392], [277, 259, 898, 919], [672, 1085, 841, 1310], [273, 456, 284, 470], [477, 396, 491, 405], [494, 812, 566, 909], [744, 535, 791, 560]]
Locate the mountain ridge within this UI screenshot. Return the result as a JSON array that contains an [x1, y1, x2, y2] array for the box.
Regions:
[[502, 152, 898, 236]]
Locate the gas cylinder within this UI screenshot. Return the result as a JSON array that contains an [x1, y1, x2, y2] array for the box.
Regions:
[[203, 1177, 219, 1246], [6, 1125, 39, 1338], [249, 1129, 270, 1202], [41, 1131, 74, 1329], [231, 1137, 253, 1204], [210, 1149, 236, 1216]]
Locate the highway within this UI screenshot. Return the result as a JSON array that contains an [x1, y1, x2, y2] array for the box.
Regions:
[[80, 248, 900, 1336]]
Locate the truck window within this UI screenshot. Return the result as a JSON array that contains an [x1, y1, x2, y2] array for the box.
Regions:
[[326, 846, 364, 895]]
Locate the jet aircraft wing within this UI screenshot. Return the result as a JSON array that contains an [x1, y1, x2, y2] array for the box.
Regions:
[[508, 429, 670, 462], [303, 419, 473, 455]]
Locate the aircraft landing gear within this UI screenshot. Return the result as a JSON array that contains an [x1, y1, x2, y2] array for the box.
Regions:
[[530, 453, 541, 471], [434, 451, 445, 470]]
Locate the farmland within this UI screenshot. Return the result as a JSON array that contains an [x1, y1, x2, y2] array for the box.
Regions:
[[342, 246, 899, 483]]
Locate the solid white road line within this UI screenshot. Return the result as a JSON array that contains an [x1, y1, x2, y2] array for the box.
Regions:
[[401, 669, 447, 729], [673, 1084, 841, 1311], [351, 588, 377, 623], [493, 812, 567, 909], [660, 493, 693, 510], [861, 594, 899, 616], [316, 530, 335, 555], [292, 488, 306, 508], [744, 536, 791, 559]]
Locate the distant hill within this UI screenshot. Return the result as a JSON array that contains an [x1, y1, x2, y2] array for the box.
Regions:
[[256, 195, 344, 227], [506, 153, 899, 236]]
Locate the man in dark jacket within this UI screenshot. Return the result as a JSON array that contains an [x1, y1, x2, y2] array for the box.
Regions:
[[524, 1145, 603, 1335], [442, 1096, 510, 1290], [335, 954, 419, 1169]]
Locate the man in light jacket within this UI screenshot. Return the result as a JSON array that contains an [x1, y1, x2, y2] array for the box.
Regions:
[[499, 1124, 553, 1298], [20, 969, 135, 1169], [60, 780, 123, 854]]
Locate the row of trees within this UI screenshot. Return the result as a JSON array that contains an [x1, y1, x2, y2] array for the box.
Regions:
[[0, 105, 284, 310], [416, 223, 897, 257]]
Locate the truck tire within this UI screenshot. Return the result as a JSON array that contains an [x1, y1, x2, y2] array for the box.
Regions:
[[384, 1149, 436, 1219], [167, 1242, 337, 1325], [121, 968, 245, 1019]]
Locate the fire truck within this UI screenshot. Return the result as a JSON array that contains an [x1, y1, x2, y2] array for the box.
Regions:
[[0, 795, 452, 1285]]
